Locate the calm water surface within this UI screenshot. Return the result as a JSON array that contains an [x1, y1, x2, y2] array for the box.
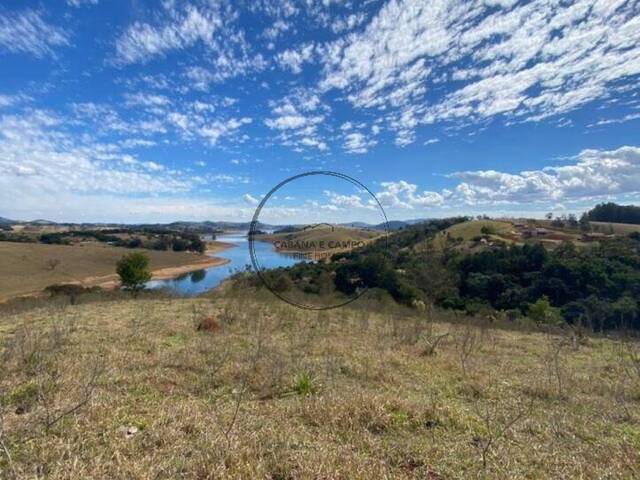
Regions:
[[146, 233, 301, 295]]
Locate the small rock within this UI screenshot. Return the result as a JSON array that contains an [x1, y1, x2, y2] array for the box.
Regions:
[[118, 425, 139, 439]]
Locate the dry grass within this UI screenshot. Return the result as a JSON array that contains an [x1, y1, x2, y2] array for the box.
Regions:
[[0, 242, 219, 301], [0, 294, 639, 479], [590, 221, 640, 235]]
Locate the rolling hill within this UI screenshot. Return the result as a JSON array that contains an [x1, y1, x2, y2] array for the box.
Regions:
[[256, 225, 382, 256]]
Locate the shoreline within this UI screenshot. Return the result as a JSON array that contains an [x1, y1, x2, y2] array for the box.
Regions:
[[84, 241, 236, 288], [0, 241, 236, 303]]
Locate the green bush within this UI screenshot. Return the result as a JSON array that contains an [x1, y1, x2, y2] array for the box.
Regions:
[[116, 252, 151, 294]]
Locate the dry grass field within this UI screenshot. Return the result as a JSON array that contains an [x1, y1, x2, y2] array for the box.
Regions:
[[590, 221, 640, 235], [0, 242, 224, 302], [1, 291, 639, 479]]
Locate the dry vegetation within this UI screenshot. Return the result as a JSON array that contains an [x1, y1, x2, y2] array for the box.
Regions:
[[590, 221, 640, 235], [1, 291, 639, 479], [0, 242, 225, 302]]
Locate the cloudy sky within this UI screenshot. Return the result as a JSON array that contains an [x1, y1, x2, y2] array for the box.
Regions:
[[1, 0, 639, 223]]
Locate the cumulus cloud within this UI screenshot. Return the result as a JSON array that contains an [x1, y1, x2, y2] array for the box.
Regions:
[[376, 181, 445, 209], [343, 132, 376, 154], [375, 145, 640, 212], [0, 8, 70, 58], [450, 145, 640, 205], [324, 190, 365, 208]]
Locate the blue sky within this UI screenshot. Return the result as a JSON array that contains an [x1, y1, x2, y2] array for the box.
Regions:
[[1, 0, 639, 224]]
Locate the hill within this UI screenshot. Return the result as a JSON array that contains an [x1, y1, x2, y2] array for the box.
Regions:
[[256, 225, 381, 258], [272, 217, 640, 329], [0, 294, 637, 478], [415, 219, 516, 253]]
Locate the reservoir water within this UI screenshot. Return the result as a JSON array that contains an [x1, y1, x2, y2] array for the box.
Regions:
[[146, 233, 301, 295]]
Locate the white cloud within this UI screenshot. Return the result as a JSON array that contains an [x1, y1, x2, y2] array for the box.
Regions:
[[0, 94, 30, 109], [0, 110, 192, 202], [263, 19, 290, 40], [331, 13, 367, 34], [114, 2, 267, 86], [114, 4, 221, 64], [376, 145, 640, 213], [376, 180, 445, 209], [276, 43, 315, 74], [450, 145, 640, 205], [0, 109, 258, 222], [0, 9, 70, 58], [198, 117, 252, 146], [264, 91, 328, 151], [318, 0, 640, 141], [67, 0, 99, 6], [124, 93, 170, 108], [343, 132, 376, 154], [243, 193, 259, 205], [324, 190, 365, 208]]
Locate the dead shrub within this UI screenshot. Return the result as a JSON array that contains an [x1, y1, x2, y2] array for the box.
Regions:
[[197, 317, 220, 332]]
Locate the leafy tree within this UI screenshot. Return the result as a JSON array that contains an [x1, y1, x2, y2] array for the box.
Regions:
[[273, 273, 293, 292], [127, 237, 142, 248], [587, 202, 640, 224], [172, 238, 188, 252], [527, 296, 563, 326], [579, 213, 591, 232], [116, 252, 151, 295], [186, 234, 206, 253]]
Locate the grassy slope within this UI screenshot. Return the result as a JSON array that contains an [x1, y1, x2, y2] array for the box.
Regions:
[[1, 294, 638, 478], [590, 221, 640, 235], [443, 220, 514, 239], [417, 220, 515, 252], [0, 242, 219, 301]]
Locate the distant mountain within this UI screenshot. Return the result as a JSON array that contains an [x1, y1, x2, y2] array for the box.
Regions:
[[30, 219, 58, 225], [339, 222, 373, 229], [0, 216, 15, 224], [369, 219, 430, 231]]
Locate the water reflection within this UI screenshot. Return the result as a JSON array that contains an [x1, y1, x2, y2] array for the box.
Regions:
[[146, 233, 301, 296]]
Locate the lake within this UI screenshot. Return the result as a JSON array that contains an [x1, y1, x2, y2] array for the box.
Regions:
[[146, 233, 301, 295]]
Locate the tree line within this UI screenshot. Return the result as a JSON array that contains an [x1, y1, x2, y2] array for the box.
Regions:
[[587, 202, 640, 225]]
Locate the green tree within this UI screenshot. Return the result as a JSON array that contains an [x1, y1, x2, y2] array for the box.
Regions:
[[527, 295, 562, 326], [579, 213, 591, 232], [273, 273, 293, 293], [480, 225, 496, 235], [116, 252, 151, 295]]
